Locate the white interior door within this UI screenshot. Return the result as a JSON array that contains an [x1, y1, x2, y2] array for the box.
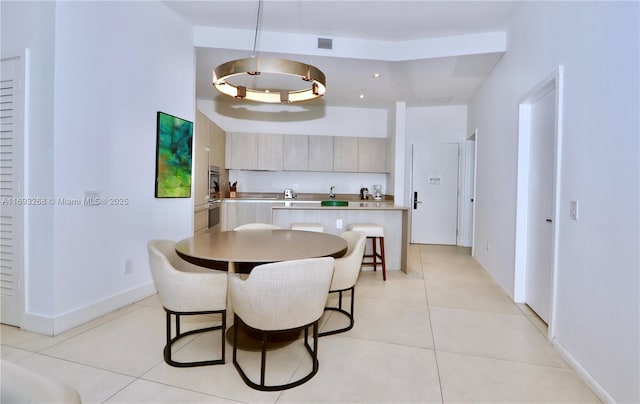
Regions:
[[524, 88, 555, 324], [0, 53, 26, 327], [411, 143, 459, 244], [463, 136, 476, 247]]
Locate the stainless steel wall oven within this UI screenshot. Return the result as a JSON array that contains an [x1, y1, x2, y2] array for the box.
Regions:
[[208, 166, 221, 230]]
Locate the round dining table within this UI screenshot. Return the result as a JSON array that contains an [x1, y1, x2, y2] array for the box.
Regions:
[[175, 229, 348, 272], [175, 229, 348, 350]]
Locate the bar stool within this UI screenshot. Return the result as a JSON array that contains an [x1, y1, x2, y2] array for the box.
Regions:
[[347, 223, 386, 281], [291, 223, 325, 233]]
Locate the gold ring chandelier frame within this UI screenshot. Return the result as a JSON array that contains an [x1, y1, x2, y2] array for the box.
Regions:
[[213, 57, 326, 103]]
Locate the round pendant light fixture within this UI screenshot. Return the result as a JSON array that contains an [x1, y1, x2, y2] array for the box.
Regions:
[[213, 57, 326, 103], [212, 0, 326, 104]]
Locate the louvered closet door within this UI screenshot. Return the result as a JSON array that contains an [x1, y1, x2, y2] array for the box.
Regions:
[[0, 54, 25, 327]]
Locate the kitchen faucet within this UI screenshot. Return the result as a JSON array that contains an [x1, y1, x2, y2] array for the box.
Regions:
[[329, 185, 335, 199]]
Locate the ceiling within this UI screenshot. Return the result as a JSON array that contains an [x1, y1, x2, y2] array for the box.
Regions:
[[164, 1, 520, 109]]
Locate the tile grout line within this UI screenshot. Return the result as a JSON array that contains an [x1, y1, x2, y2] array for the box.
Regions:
[[421, 246, 446, 404]]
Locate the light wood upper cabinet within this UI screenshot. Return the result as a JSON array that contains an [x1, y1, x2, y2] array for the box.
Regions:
[[258, 133, 284, 171], [358, 137, 388, 173], [333, 136, 359, 172], [283, 134, 309, 171], [308, 135, 334, 171], [225, 132, 389, 173], [227, 132, 258, 170]]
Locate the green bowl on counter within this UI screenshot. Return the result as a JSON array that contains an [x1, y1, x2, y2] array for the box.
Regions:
[[320, 200, 349, 207]]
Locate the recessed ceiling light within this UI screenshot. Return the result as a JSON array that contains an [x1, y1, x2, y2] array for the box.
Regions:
[[373, 73, 380, 78], [359, 94, 365, 99]]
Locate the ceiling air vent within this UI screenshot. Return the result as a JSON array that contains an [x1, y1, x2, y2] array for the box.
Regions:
[[317, 37, 333, 50]]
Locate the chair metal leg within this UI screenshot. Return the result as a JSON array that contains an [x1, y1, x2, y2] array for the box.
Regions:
[[163, 307, 226, 367], [232, 315, 322, 391], [319, 286, 355, 337]]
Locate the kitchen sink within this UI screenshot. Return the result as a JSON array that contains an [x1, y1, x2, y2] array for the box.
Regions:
[[320, 200, 349, 207]]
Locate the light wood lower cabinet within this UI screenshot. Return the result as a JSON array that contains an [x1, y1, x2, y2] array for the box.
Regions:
[[221, 201, 274, 231]]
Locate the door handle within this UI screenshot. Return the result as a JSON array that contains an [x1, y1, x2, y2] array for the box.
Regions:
[[413, 191, 422, 209], [545, 218, 553, 223]]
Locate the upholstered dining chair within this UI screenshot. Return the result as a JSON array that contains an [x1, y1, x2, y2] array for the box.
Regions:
[[319, 230, 367, 337], [228, 257, 335, 391], [147, 239, 228, 367], [1, 359, 81, 403], [233, 223, 281, 231]]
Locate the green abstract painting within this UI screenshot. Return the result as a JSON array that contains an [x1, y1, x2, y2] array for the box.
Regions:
[[155, 112, 193, 198]]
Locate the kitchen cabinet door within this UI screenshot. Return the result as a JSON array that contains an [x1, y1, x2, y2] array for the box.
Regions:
[[283, 135, 309, 170], [333, 136, 358, 172], [194, 111, 210, 205], [227, 132, 258, 170], [358, 137, 388, 173], [257, 133, 284, 170], [222, 201, 274, 230], [308, 135, 334, 171]]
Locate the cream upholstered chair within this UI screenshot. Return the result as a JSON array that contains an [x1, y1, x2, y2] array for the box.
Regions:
[[291, 223, 324, 232], [147, 239, 228, 367], [1, 359, 81, 403], [233, 223, 281, 231], [229, 257, 335, 391], [319, 230, 366, 337]]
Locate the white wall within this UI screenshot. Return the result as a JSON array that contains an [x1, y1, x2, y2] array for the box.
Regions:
[[3, 1, 196, 334], [405, 105, 468, 244], [468, 2, 639, 402], [197, 99, 391, 196]]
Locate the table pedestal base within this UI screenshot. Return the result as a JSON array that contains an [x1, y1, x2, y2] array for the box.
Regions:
[[226, 324, 302, 351]]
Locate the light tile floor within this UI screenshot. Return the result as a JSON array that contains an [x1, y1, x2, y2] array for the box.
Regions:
[[1, 245, 601, 403]]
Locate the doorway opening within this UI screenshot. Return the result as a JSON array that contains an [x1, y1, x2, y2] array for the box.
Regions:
[[514, 66, 564, 338]]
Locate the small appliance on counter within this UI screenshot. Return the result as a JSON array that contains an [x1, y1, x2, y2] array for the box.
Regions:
[[284, 189, 295, 199], [372, 184, 383, 200], [360, 187, 369, 200]]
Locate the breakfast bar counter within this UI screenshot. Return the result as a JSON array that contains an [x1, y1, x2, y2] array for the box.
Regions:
[[271, 202, 409, 272]]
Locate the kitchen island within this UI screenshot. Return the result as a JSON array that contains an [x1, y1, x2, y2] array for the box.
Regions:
[[271, 202, 409, 272]]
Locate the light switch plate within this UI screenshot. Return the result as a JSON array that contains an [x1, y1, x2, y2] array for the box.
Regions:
[[570, 200, 579, 220]]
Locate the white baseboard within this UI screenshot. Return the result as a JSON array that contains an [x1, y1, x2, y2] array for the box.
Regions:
[[20, 282, 157, 336], [552, 338, 614, 403], [21, 312, 55, 336]]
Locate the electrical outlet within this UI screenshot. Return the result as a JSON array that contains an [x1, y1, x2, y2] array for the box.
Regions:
[[293, 183, 298, 190], [123, 259, 133, 275], [336, 219, 343, 229]]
